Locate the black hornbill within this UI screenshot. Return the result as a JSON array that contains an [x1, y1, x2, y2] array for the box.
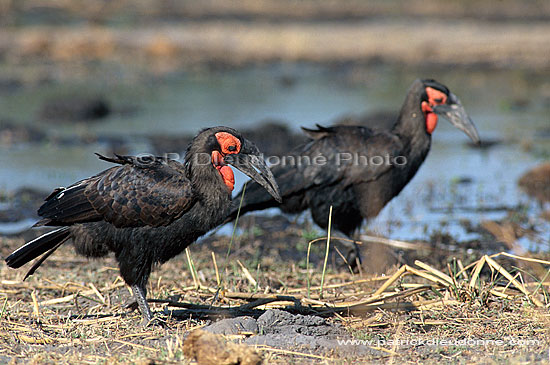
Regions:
[[225, 79, 480, 264], [5, 126, 281, 324]]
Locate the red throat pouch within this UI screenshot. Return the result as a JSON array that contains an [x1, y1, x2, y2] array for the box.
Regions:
[[426, 113, 438, 134], [218, 165, 235, 191]]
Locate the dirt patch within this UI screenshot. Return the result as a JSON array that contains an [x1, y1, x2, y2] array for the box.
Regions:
[[200, 309, 352, 355], [245, 310, 357, 355]]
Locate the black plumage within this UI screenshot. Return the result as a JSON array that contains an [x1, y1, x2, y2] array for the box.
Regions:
[[5, 126, 281, 324], [226, 79, 480, 264]]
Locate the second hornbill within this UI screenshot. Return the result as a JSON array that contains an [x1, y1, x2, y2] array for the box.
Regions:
[[5, 126, 281, 324], [225, 79, 480, 265]]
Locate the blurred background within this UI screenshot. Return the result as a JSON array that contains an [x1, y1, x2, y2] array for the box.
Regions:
[[0, 0, 548, 250]]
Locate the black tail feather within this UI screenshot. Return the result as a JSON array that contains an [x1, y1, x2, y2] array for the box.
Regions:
[[23, 240, 67, 280], [5, 228, 71, 275]]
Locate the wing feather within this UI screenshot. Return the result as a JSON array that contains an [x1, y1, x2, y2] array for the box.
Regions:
[[37, 155, 195, 228], [276, 125, 403, 195]]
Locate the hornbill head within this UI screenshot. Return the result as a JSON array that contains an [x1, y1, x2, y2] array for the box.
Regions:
[[420, 79, 480, 144], [201, 127, 282, 202]]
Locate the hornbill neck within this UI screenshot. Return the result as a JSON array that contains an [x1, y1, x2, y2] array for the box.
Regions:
[[185, 139, 230, 201], [391, 79, 432, 156]]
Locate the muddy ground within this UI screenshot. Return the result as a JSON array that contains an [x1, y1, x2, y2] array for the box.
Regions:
[[0, 200, 549, 363]]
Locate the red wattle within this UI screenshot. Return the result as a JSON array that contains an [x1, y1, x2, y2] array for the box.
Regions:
[[426, 113, 438, 134], [218, 165, 235, 191]]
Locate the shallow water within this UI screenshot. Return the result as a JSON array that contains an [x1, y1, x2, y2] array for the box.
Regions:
[[0, 64, 548, 249]]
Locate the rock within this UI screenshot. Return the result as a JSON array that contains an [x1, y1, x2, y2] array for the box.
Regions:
[[183, 329, 262, 365], [39, 96, 110, 122]]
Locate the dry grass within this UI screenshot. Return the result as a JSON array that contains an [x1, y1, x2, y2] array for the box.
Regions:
[[0, 223, 549, 363]]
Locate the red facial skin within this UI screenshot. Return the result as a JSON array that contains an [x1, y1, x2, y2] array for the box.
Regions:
[[212, 132, 241, 191], [421, 87, 448, 134]]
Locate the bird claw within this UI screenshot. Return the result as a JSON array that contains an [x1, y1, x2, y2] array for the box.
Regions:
[[141, 315, 168, 328], [126, 300, 163, 327]]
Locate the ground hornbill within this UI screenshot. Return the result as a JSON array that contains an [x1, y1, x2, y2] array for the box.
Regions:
[[5, 126, 281, 324], [226, 79, 480, 265]]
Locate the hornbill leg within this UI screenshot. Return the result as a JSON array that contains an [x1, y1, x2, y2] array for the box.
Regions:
[[333, 230, 362, 271], [346, 240, 363, 271], [131, 284, 153, 325]]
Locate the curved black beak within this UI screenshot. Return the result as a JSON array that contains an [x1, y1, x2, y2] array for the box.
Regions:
[[224, 140, 282, 203], [433, 92, 480, 144]]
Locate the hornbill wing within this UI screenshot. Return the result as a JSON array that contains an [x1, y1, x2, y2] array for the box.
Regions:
[[36, 154, 196, 228], [226, 125, 403, 220], [281, 125, 403, 194]]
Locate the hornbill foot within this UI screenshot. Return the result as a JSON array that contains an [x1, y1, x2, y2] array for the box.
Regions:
[[143, 316, 167, 328], [127, 301, 167, 327]]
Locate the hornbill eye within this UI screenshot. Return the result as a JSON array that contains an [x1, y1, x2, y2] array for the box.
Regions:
[[228, 145, 237, 152]]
